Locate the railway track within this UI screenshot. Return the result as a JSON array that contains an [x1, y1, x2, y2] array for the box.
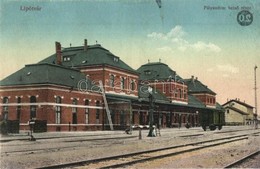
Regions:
[[1, 135, 137, 156], [38, 133, 254, 169], [215, 128, 254, 134], [224, 150, 260, 168], [0, 133, 118, 143]]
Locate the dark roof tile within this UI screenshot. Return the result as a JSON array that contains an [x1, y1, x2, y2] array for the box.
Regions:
[[187, 94, 206, 108], [137, 62, 182, 81], [39, 44, 137, 74], [0, 63, 86, 88], [184, 78, 216, 95], [222, 99, 254, 108]]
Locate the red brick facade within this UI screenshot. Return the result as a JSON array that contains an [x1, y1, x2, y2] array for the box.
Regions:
[[81, 66, 139, 97], [192, 93, 216, 107], [149, 81, 188, 103], [0, 40, 220, 132], [0, 85, 104, 131]]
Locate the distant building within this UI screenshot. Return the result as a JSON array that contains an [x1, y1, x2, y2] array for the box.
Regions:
[[222, 99, 254, 125], [0, 39, 224, 132]]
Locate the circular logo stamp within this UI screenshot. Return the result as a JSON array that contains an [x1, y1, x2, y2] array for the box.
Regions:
[[237, 10, 253, 26]]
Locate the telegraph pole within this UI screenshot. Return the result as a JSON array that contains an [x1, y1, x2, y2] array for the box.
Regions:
[[254, 65, 258, 129]]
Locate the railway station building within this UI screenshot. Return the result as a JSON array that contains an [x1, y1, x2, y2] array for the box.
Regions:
[[0, 39, 224, 132], [222, 99, 254, 125]]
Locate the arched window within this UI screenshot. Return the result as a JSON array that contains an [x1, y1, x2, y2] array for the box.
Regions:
[[130, 80, 135, 91], [72, 98, 77, 124], [179, 89, 182, 98], [85, 99, 89, 124], [56, 96, 62, 124], [3, 97, 9, 120], [110, 75, 115, 87], [120, 110, 125, 126], [174, 89, 178, 98], [17, 97, 21, 120], [30, 96, 37, 119], [184, 90, 187, 100], [96, 101, 100, 124], [121, 77, 125, 90]]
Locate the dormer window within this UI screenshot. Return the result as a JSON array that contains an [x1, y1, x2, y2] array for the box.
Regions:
[[63, 56, 71, 62], [144, 70, 151, 75], [113, 57, 119, 62]]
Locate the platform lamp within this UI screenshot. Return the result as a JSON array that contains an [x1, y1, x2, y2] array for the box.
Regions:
[[147, 86, 156, 137]]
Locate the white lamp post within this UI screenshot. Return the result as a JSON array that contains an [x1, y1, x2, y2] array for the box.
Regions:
[[147, 86, 156, 137]]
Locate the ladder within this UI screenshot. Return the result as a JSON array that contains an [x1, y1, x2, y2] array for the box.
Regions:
[[155, 126, 161, 136], [99, 80, 114, 130]]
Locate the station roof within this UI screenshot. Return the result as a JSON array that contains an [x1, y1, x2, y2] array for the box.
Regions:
[[137, 62, 183, 81], [0, 63, 86, 88], [184, 77, 216, 95], [137, 85, 210, 109], [187, 94, 206, 108], [138, 85, 170, 103], [39, 44, 138, 74], [222, 99, 254, 109], [216, 102, 225, 112]]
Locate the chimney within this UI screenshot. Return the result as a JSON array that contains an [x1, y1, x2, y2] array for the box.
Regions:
[[84, 39, 88, 51], [191, 75, 194, 83], [195, 77, 198, 81], [55, 42, 62, 65]]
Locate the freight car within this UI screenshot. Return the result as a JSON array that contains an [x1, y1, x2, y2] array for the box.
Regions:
[[199, 110, 225, 131]]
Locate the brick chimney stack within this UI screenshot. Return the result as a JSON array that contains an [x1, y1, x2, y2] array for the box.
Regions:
[[84, 39, 88, 51], [191, 75, 194, 83], [55, 42, 62, 65]]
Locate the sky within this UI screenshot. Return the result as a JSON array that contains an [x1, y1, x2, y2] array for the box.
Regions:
[[1, 0, 260, 114]]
